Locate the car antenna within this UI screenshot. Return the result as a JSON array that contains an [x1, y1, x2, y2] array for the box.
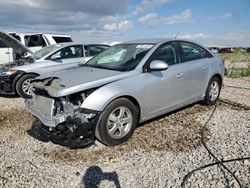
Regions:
[[174, 31, 180, 39]]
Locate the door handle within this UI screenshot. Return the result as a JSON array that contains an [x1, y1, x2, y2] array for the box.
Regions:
[[176, 73, 183, 78], [5, 52, 10, 54], [202, 66, 208, 70]]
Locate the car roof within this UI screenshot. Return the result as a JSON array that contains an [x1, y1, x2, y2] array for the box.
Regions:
[[121, 38, 210, 50], [122, 38, 206, 45], [123, 38, 172, 44], [50, 42, 110, 47], [8, 32, 71, 37]]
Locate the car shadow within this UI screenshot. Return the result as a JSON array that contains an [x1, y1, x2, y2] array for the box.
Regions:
[[0, 94, 19, 98], [82, 165, 121, 188]]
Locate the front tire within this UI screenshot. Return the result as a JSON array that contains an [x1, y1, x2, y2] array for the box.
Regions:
[[15, 74, 37, 99], [204, 77, 221, 105], [96, 98, 138, 146]]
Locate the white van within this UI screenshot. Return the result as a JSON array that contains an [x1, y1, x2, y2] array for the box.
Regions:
[[0, 32, 72, 64]]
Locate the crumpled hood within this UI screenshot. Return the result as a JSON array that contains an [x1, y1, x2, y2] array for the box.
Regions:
[[32, 66, 138, 97], [0, 31, 35, 57]]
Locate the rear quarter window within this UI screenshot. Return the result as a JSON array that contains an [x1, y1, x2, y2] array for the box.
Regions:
[[87, 45, 110, 56], [52, 37, 72, 43]]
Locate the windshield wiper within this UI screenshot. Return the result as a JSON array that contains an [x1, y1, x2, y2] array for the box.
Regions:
[[82, 64, 120, 71]]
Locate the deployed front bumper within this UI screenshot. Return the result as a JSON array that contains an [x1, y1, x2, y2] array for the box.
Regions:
[[27, 117, 99, 149], [26, 98, 59, 127]]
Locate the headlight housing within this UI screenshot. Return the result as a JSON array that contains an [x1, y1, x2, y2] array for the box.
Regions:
[[0, 69, 17, 76]]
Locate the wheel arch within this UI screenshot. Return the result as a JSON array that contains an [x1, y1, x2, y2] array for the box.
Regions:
[[210, 73, 222, 85], [14, 72, 39, 86], [81, 89, 142, 121], [14, 72, 39, 94], [107, 95, 141, 122]]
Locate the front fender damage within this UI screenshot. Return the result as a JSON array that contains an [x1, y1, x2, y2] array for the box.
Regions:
[[27, 108, 101, 149]]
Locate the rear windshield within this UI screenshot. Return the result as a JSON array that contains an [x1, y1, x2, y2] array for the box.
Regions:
[[52, 36, 72, 43]]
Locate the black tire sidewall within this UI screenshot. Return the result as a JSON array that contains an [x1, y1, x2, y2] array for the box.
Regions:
[[16, 74, 37, 98], [205, 77, 221, 105], [96, 98, 138, 146]]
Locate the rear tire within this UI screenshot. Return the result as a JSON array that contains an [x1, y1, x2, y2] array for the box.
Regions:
[[95, 98, 138, 146], [204, 77, 221, 105], [15, 74, 37, 99]]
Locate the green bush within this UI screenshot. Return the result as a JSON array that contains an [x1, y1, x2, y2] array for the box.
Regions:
[[220, 52, 250, 78], [227, 64, 250, 78], [220, 51, 250, 62]]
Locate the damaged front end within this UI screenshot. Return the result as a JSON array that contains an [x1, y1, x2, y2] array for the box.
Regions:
[[26, 84, 100, 149]]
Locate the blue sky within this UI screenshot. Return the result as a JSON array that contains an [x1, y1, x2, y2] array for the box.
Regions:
[[114, 0, 250, 46], [0, 0, 249, 46]]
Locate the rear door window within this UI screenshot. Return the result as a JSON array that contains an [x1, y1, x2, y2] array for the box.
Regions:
[[51, 45, 83, 60], [148, 42, 180, 66], [181, 42, 212, 62]]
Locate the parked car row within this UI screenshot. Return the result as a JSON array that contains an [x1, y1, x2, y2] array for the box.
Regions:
[[240, 47, 250, 53], [0, 31, 109, 98], [208, 46, 250, 54], [0, 31, 224, 148], [0, 32, 73, 64]]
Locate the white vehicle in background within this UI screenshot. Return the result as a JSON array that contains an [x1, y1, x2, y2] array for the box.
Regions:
[[0, 32, 72, 64], [0, 31, 110, 98]]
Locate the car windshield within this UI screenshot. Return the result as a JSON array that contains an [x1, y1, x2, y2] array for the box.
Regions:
[[33, 44, 63, 59], [85, 43, 154, 71]]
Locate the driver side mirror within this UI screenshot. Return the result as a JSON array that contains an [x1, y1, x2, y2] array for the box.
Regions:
[[51, 54, 61, 61], [149, 60, 169, 71]]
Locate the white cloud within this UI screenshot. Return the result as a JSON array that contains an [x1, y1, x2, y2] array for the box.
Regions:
[[103, 20, 133, 33], [138, 9, 192, 25], [220, 32, 250, 41], [0, 0, 129, 36], [132, 0, 175, 15], [178, 33, 208, 40], [163, 9, 192, 24], [219, 12, 232, 19], [177, 32, 250, 47], [138, 13, 158, 24]]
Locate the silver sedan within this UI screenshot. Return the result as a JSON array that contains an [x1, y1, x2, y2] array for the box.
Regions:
[[26, 38, 224, 148]]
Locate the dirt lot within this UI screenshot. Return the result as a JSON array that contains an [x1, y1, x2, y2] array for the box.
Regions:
[[0, 77, 249, 188]]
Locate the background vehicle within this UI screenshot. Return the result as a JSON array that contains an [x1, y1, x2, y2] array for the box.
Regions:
[[219, 47, 235, 53], [208, 47, 219, 54], [0, 32, 72, 64], [0, 31, 110, 98], [26, 38, 224, 148]]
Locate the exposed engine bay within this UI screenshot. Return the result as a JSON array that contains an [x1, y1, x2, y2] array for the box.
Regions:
[[3, 58, 34, 67]]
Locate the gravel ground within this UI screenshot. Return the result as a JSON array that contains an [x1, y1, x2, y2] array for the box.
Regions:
[[0, 77, 249, 188]]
